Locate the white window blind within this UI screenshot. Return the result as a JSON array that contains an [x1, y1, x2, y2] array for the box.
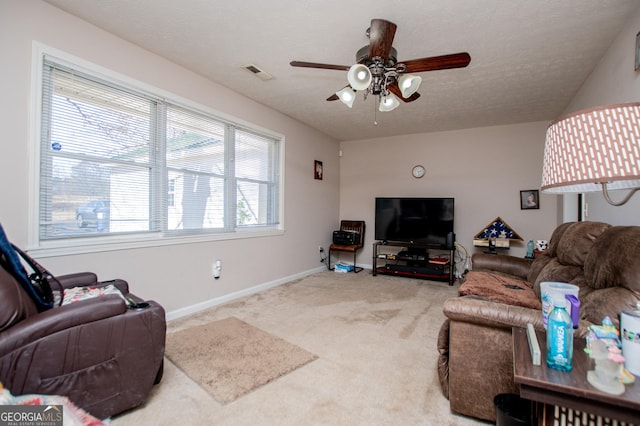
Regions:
[[37, 56, 281, 248], [234, 128, 279, 227], [165, 105, 226, 231]]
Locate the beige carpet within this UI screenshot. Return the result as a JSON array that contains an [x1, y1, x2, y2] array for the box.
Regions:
[[165, 317, 317, 404], [112, 271, 489, 425]]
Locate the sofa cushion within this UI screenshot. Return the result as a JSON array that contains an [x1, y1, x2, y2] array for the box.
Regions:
[[459, 271, 541, 309], [580, 287, 640, 328], [584, 226, 640, 293], [544, 221, 574, 257], [527, 221, 575, 284], [556, 221, 610, 267], [531, 258, 586, 298], [472, 253, 532, 280], [527, 253, 553, 285]]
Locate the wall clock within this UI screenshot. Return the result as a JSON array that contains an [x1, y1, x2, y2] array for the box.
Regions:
[[412, 165, 425, 178]]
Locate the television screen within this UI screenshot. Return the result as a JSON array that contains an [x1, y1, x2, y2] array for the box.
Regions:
[[375, 197, 454, 246]]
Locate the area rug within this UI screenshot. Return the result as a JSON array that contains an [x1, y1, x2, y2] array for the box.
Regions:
[[165, 316, 317, 404]]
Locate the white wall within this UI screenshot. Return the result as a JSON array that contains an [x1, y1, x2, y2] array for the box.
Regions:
[[338, 121, 559, 263], [0, 1, 340, 314], [563, 6, 640, 225]]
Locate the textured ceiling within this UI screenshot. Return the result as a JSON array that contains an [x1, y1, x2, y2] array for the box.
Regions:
[[44, 0, 639, 141]]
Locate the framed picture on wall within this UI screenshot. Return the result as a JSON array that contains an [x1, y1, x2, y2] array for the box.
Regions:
[[636, 31, 640, 71], [520, 190, 539, 210], [314, 160, 323, 180]]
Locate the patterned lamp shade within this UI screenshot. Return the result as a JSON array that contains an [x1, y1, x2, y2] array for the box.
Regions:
[[541, 102, 640, 194]]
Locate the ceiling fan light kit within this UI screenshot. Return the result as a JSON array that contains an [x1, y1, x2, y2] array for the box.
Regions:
[[291, 18, 471, 119], [379, 93, 400, 112], [398, 74, 422, 98], [336, 87, 357, 108], [347, 64, 373, 90]]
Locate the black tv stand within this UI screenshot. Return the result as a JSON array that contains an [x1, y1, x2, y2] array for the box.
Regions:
[[372, 241, 455, 285]]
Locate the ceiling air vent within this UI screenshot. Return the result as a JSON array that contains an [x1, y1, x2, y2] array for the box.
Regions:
[[241, 64, 274, 81]]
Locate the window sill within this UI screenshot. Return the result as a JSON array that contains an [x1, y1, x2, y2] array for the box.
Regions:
[[28, 229, 285, 258]]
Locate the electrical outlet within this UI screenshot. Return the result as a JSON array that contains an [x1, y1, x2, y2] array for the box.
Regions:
[[212, 259, 221, 279]]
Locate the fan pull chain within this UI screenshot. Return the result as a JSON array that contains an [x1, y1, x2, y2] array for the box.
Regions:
[[374, 97, 378, 126]]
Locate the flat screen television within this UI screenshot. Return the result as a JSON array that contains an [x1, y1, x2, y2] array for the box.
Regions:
[[375, 197, 454, 247]]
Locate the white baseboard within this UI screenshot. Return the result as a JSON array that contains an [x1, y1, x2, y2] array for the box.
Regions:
[[165, 265, 328, 321]]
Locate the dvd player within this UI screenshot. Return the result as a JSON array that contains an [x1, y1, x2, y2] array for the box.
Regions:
[[396, 250, 427, 261]]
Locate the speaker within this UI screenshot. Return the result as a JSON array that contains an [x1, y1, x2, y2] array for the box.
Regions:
[[445, 232, 455, 249], [333, 230, 360, 245]]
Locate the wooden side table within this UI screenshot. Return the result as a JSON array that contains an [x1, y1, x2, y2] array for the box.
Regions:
[[512, 327, 639, 425]]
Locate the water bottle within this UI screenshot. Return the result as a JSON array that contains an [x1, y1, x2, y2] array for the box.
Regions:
[[526, 240, 534, 258], [546, 297, 573, 371]]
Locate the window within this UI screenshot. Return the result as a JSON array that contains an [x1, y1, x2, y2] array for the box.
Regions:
[[35, 55, 282, 252]]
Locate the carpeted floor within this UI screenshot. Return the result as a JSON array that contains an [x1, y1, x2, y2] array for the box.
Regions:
[[112, 270, 489, 425]]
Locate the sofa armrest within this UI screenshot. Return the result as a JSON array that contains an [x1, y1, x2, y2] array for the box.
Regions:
[[443, 295, 544, 331], [0, 295, 127, 356], [443, 296, 544, 421], [57, 272, 98, 289], [98, 278, 130, 295], [471, 253, 533, 280]]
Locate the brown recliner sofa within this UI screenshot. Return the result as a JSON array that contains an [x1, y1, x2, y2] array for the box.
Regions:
[[437, 221, 640, 421], [0, 266, 166, 419]]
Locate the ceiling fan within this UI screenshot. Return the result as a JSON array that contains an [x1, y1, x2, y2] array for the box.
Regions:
[[290, 19, 471, 112]]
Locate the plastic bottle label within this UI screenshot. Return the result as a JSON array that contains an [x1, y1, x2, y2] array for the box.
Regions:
[[546, 306, 573, 372]]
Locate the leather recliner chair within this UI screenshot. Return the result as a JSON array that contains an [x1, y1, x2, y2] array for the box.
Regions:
[[0, 263, 166, 419]]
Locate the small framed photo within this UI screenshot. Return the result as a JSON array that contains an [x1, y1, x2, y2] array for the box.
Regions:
[[636, 31, 640, 71], [520, 190, 539, 210], [314, 160, 323, 180]]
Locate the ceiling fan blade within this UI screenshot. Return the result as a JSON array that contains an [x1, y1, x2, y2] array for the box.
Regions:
[[401, 52, 471, 73], [290, 61, 350, 71], [387, 83, 421, 102], [368, 19, 397, 61]]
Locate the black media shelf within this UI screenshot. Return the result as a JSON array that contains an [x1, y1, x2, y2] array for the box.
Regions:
[[372, 241, 456, 286]]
